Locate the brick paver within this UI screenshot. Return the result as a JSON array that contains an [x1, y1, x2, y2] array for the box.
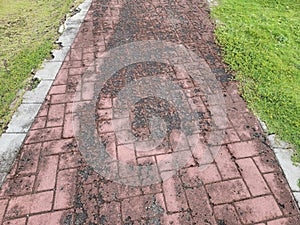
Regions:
[[0, 0, 299, 224]]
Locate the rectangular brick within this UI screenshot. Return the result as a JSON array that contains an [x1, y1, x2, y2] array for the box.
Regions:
[[51, 93, 76, 104], [3, 218, 27, 225], [59, 152, 83, 169], [162, 174, 188, 212], [28, 210, 69, 225], [0, 199, 8, 224], [69, 67, 85, 76], [264, 173, 299, 216], [267, 216, 300, 225], [35, 155, 59, 191], [223, 128, 240, 144], [31, 116, 47, 130], [206, 179, 250, 204], [235, 126, 252, 141], [70, 48, 82, 61], [97, 119, 114, 134], [42, 138, 76, 155], [99, 202, 122, 224], [235, 195, 282, 224], [185, 186, 215, 225], [53, 68, 68, 85], [37, 101, 49, 117], [228, 141, 259, 158], [98, 109, 113, 121], [63, 114, 74, 138], [6, 191, 53, 218], [115, 130, 135, 145], [47, 104, 65, 127], [253, 155, 277, 173], [66, 75, 81, 93], [49, 85, 67, 95], [25, 127, 62, 144], [180, 164, 221, 187], [121, 193, 165, 221], [215, 146, 240, 179], [191, 142, 213, 167], [161, 212, 193, 225], [0, 176, 35, 197], [117, 144, 136, 165], [236, 158, 270, 196], [214, 204, 241, 225], [157, 151, 192, 172], [98, 96, 112, 109], [137, 156, 161, 189], [54, 169, 77, 210], [16, 144, 41, 175], [117, 183, 143, 200]]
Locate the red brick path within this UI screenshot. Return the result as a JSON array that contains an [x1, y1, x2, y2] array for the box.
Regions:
[[0, 0, 299, 224]]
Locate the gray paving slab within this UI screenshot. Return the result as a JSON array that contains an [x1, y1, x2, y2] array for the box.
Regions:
[[273, 148, 300, 192], [57, 25, 80, 47], [294, 192, 300, 208], [34, 61, 63, 80], [258, 118, 300, 202], [0, 133, 26, 173], [0, 0, 92, 187], [50, 47, 70, 62], [6, 104, 41, 133], [22, 80, 53, 104]]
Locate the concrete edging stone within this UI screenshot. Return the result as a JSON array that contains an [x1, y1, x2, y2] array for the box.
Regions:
[[0, 0, 93, 186]]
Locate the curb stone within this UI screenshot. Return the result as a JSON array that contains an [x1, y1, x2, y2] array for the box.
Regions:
[[258, 118, 300, 208], [0, 0, 93, 187]]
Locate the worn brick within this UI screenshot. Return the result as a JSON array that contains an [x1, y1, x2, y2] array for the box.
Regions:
[[121, 194, 165, 221], [3, 217, 27, 225], [214, 204, 241, 225], [35, 155, 59, 191], [267, 216, 300, 225], [185, 186, 216, 225], [0, 176, 35, 197], [235, 195, 282, 224], [162, 174, 188, 213], [28, 210, 69, 225], [236, 158, 270, 196], [0, 199, 8, 224], [228, 141, 259, 158], [206, 179, 250, 204], [215, 146, 240, 179], [264, 173, 299, 215], [25, 127, 62, 144], [42, 138, 76, 155], [180, 164, 221, 187], [54, 169, 77, 210], [63, 114, 74, 138], [16, 144, 41, 175], [6, 191, 53, 218], [59, 152, 83, 169], [47, 104, 65, 127]]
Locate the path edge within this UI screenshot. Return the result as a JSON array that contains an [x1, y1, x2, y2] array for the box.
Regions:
[[0, 0, 93, 187], [208, 0, 300, 209]]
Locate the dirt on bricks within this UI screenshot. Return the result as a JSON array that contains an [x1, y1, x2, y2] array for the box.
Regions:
[[0, 0, 299, 224]]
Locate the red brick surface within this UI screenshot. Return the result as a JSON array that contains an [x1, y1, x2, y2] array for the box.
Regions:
[[0, 0, 299, 224]]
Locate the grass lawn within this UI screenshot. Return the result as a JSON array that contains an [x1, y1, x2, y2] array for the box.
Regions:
[[211, 0, 300, 161], [0, 0, 83, 135]]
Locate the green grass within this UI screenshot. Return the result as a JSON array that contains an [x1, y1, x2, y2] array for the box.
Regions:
[[211, 0, 300, 162], [0, 0, 83, 134]]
